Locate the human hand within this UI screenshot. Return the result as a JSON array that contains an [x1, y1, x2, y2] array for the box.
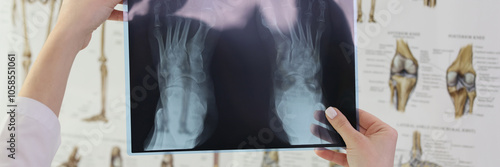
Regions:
[[54, 0, 123, 50], [313, 107, 398, 167]]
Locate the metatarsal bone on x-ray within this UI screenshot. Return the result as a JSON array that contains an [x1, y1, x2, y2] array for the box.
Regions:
[[145, 1, 214, 150], [263, 0, 327, 145]]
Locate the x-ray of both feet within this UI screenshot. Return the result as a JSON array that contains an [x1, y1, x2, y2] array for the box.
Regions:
[[312, 107, 398, 167]]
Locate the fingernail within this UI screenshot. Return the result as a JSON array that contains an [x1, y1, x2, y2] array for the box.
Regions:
[[325, 107, 337, 119]]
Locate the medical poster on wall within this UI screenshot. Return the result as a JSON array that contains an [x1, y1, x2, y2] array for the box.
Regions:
[[357, 0, 500, 166]]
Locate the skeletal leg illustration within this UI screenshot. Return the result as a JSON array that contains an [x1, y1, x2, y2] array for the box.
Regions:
[[357, 0, 376, 23], [261, 151, 279, 167], [12, 0, 16, 25], [368, 0, 376, 23], [262, 0, 326, 145], [110, 146, 122, 167], [357, 0, 362, 22], [21, 0, 32, 78], [161, 154, 174, 167], [400, 131, 441, 167], [447, 45, 476, 119], [389, 39, 418, 112], [59, 146, 80, 167], [424, 0, 436, 8], [17, 0, 59, 78], [145, 1, 214, 150], [84, 23, 109, 123]]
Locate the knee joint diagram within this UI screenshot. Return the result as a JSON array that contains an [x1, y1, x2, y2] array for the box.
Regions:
[[389, 39, 418, 112], [446, 44, 476, 119]]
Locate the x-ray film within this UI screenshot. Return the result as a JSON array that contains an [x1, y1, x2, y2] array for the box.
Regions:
[[125, 0, 358, 153]]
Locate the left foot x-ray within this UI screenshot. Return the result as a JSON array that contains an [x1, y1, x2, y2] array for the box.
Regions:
[[144, 0, 217, 150]]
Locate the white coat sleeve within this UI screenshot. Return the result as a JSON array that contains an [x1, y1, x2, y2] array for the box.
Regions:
[[0, 97, 61, 167]]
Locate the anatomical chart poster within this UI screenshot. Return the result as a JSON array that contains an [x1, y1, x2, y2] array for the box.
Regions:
[[126, 0, 357, 153], [357, 0, 500, 166]]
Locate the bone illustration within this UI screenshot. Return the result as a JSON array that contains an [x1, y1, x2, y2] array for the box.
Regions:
[[84, 23, 109, 123], [12, 0, 16, 25], [262, 0, 327, 145], [161, 154, 174, 167], [261, 151, 279, 167], [144, 0, 216, 150], [446, 44, 476, 119], [15, 0, 61, 78], [357, 0, 377, 23], [424, 0, 436, 8], [110, 146, 122, 167], [21, 0, 32, 78], [400, 131, 441, 167], [59, 146, 81, 167], [389, 39, 418, 112]]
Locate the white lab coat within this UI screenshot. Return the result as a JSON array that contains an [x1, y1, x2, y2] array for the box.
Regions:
[[0, 97, 61, 167]]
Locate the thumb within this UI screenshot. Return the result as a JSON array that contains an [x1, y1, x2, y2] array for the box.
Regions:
[[325, 107, 363, 146]]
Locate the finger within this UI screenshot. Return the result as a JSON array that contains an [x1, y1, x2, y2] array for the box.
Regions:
[[358, 109, 382, 131], [313, 110, 328, 125], [358, 109, 397, 138], [324, 107, 363, 145], [310, 124, 342, 144], [314, 148, 348, 166], [108, 9, 124, 21]]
